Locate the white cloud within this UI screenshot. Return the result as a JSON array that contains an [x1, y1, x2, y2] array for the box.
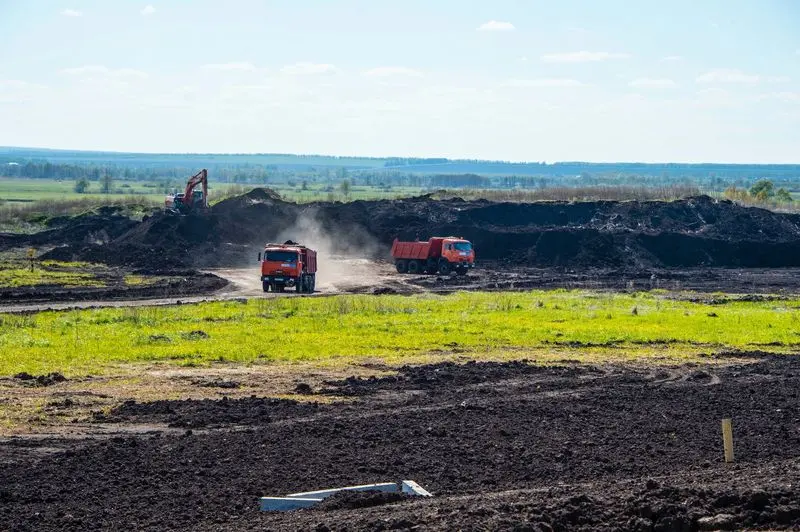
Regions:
[[758, 92, 800, 103], [141, 5, 155, 16], [280, 62, 339, 75], [61, 9, 82, 17], [694, 88, 741, 108], [629, 78, 678, 89], [363, 67, 423, 78], [660, 55, 683, 62], [519, 56, 528, 62], [477, 20, 515, 32], [0, 80, 47, 90], [0, 80, 49, 104], [696, 68, 760, 84], [60, 66, 148, 78], [202, 62, 258, 72], [503, 78, 584, 88], [541, 51, 630, 63]]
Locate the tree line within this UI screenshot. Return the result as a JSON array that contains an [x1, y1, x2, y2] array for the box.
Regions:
[[3, 159, 798, 195]]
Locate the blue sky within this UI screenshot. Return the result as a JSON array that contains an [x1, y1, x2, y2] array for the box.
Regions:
[[1, 0, 799, 162]]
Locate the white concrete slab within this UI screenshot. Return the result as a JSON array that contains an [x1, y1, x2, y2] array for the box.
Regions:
[[286, 482, 399, 500], [259, 497, 323, 511], [402, 480, 433, 497]]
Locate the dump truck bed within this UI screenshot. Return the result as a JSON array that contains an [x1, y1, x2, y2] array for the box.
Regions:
[[391, 238, 445, 260]]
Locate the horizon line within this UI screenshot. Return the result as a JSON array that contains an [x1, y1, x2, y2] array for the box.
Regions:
[[1, 145, 799, 167]]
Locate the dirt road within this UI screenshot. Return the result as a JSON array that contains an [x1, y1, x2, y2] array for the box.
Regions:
[[3, 262, 799, 314], [0, 258, 415, 313], [212, 257, 414, 296]]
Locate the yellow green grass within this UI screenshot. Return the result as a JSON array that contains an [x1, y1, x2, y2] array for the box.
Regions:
[[123, 274, 161, 286], [1, 290, 799, 376], [0, 268, 104, 288], [0, 259, 107, 288]]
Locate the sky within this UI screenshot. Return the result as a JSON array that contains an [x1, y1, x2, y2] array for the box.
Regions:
[[1, 0, 799, 163]]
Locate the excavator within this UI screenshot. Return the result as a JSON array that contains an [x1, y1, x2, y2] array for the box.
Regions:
[[164, 169, 209, 214]]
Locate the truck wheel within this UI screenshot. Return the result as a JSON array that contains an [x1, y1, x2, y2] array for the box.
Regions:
[[310, 275, 316, 293], [456, 267, 468, 276], [296, 276, 303, 293], [262, 281, 269, 292], [438, 260, 452, 275], [395, 260, 408, 273], [407, 260, 420, 274], [426, 259, 438, 274]]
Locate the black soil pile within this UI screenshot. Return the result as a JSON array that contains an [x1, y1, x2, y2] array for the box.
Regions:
[[2, 354, 799, 530], [105, 396, 323, 428], [0, 206, 138, 251], [319, 360, 588, 396], [10, 190, 800, 269]]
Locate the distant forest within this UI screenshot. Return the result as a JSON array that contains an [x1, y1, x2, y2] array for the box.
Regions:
[[1, 147, 798, 191]]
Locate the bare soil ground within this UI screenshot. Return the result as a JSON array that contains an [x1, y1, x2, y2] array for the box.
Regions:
[[3, 261, 799, 314], [2, 353, 799, 531], [3, 192, 800, 531]]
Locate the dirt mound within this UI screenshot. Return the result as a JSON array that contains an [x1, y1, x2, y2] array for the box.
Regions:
[[106, 396, 323, 428], [13, 372, 67, 386], [8, 191, 800, 270], [321, 360, 588, 396], [0, 207, 138, 252]]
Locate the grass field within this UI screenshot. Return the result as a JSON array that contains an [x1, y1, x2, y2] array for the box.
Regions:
[[0, 260, 108, 288], [0, 177, 421, 204], [0, 177, 166, 201], [2, 290, 798, 376]]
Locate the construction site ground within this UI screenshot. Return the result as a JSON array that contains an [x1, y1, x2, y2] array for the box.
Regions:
[[2, 191, 800, 530], [1, 354, 799, 530], [3, 261, 800, 314]]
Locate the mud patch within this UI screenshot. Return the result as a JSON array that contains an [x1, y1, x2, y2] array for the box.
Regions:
[[13, 372, 67, 387]]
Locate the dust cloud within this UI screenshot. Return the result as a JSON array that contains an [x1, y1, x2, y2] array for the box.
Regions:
[[272, 209, 389, 292], [212, 209, 396, 295]]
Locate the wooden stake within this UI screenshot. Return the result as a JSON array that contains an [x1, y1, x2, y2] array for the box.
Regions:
[[721, 418, 734, 463]]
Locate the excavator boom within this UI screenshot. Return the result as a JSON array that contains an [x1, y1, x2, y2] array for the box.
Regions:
[[183, 169, 208, 209], [165, 169, 209, 214]]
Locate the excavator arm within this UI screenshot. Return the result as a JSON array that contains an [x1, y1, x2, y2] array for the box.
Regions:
[[183, 169, 208, 209]]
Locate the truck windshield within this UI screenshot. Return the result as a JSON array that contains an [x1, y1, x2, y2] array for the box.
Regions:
[[265, 251, 298, 262], [453, 242, 472, 251]]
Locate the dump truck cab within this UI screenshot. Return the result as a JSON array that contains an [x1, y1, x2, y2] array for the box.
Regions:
[[391, 236, 475, 276], [258, 241, 317, 293], [439, 238, 475, 269]]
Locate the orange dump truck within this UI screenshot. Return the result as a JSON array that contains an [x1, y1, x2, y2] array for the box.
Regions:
[[258, 241, 317, 293], [391, 236, 475, 275]]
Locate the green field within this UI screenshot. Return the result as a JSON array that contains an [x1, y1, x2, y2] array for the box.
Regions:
[[0, 177, 421, 203], [1, 290, 798, 376], [0, 259, 108, 288], [0, 177, 167, 201]]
